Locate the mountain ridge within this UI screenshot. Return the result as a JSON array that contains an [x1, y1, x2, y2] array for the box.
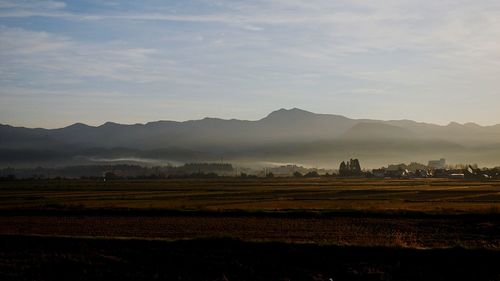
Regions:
[[4, 108, 498, 130], [2, 108, 500, 168]]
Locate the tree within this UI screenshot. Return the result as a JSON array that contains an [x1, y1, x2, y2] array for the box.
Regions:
[[339, 161, 347, 176], [304, 171, 320, 178], [339, 159, 363, 177], [350, 159, 361, 174]]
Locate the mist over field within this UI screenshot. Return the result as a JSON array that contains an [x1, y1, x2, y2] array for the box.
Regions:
[[2, 108, 500, 168]]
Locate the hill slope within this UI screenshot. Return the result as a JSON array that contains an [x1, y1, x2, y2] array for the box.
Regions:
[[1, 108, 500, 167]]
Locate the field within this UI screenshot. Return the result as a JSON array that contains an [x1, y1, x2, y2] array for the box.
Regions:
[[3, 178, 500, 213], [2, 178, 500, 280], [2, 235, 500, 281]]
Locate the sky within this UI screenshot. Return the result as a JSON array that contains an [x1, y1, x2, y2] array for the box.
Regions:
[[1, 0, 500, 128]]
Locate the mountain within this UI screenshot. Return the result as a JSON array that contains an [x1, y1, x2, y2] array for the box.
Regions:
[[1, 108, 500, 168], [340, 122, 415, 140]]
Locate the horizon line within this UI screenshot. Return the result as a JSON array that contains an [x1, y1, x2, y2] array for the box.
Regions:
[[3, 107, 500, 130]]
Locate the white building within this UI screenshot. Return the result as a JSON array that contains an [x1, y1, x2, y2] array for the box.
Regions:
[[428, 158, 446, 169]]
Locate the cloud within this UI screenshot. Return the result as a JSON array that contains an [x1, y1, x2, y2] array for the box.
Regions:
[[0, 26, 70, 54], [0, 0, 65, 9], [0, 26, 178, 84], [2, 1, 500, 126], [3, 0, 500, 92], [2, 0, 499, 60]]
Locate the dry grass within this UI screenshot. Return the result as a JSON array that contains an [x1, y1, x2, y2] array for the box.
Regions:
[[2, 178, 500, 249], [1, 214, 499, 249], [1, 178, 500, 214]]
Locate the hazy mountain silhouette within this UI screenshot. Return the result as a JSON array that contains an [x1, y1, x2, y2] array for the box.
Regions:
[[2, 108, 500, 168], [339, 122, 415, 140]]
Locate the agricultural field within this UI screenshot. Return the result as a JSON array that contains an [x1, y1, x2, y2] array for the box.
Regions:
[[2, 178, 500, 280], [2, 235, 500, 281], [2, 178, 500, 213], [1, 178, 500, 247], [2, 213, 500, 249]]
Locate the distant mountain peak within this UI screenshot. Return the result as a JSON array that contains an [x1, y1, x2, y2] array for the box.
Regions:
[[264, 107, 314, 119], [464, 122, 481, 128], [99, 121, 120, 128], [65, 122, 92, 129], [447, 121, 462, 127]]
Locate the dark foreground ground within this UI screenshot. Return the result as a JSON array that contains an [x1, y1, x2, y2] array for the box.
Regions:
[[2, 210, 500, 248], [1, 235, 499, 281], [3, 178, 500, 280]]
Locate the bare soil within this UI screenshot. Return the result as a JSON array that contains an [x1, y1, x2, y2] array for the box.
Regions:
[[1, 212, 500, 248], [1, 235, 499, 281]]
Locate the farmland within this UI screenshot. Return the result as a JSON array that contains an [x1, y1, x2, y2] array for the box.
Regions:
[[2, 178, 500, 213], [2, 235, 500, 281], [2, 178, 500, 280], [2, 178, 500, 248]]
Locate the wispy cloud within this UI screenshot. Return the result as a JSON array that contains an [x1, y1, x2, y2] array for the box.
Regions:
[[2, 0, 500, 126], [0, 0, 65, 9], [0, 26, 177, 83]]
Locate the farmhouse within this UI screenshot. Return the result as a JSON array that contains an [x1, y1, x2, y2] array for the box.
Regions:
[[428, 158, 446, 169]]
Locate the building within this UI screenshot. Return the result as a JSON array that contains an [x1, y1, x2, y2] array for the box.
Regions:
[[428, 158, 446, 169], [372, 168, 386, 178]]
